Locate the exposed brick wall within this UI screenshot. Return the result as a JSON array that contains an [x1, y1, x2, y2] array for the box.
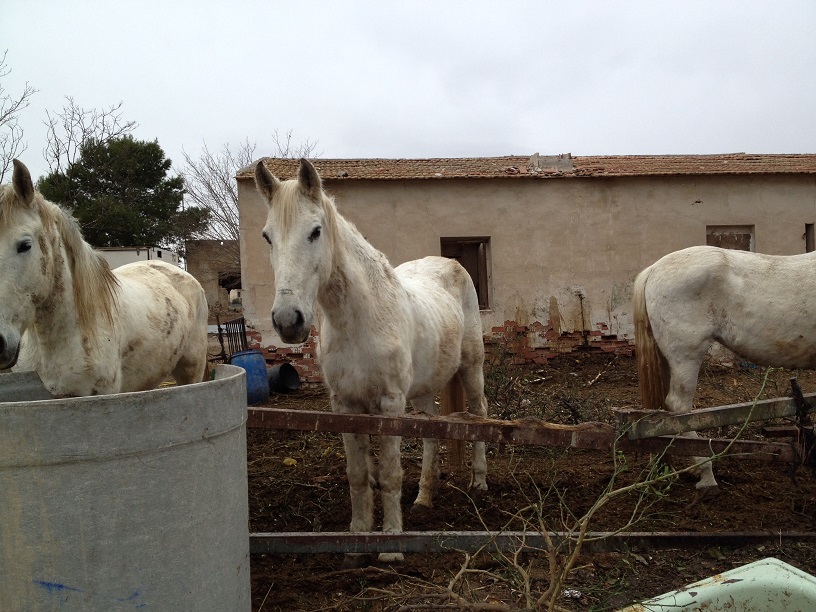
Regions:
[[245, 319, 633, 386], [246, 326, 322, 384], [486, 320, 633, 366]]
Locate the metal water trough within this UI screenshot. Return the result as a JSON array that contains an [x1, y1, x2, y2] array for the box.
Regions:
[[0, 365, 251, 611]]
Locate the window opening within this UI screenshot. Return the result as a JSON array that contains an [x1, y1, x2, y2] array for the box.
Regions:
[[441, 237, 491, 309], [706, 225, 754, 251]]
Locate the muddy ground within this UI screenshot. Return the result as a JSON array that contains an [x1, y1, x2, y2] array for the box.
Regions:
[[248, 351, 816, 611]]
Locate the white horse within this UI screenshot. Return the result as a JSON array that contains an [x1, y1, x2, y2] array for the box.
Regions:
[[254, 158, 488, 564], [0, 159, 209, 397], [634, 244, 816, 488]]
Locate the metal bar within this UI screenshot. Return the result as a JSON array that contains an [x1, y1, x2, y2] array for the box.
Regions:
[[247, 408, 796, 462], [615, 434, 797, 463], [249, 530, 816, 555], [616, 392, 816, 440]]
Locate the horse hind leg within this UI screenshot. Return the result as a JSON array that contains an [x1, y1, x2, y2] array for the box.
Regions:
[[172, 330, 209, 385], [411, 394, 440, 509], [665, 354, 718, 489], [172, 353, 207, 385], [458, 362, 488, 491]]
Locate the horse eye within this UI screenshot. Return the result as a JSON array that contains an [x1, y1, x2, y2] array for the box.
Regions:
[[17, 240, 32, 254], [308, 227, 321, 243], [262, 231, 271, 245]]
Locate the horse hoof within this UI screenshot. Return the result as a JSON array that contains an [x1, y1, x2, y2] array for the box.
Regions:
[[409, 502, 434, 522], [469, 479, 488, 492], [411, 497, 434, 510], [695, 478, 719, 491], [342, 553, 373, 569], [378, 552, 404, 563], [687, 483, 719, 509]]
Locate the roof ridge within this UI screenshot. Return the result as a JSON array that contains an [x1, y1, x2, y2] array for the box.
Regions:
[[237, 153, 816, 180]]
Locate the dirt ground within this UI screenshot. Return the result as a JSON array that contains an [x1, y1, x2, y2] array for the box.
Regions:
[[248, 350, 816, 611]]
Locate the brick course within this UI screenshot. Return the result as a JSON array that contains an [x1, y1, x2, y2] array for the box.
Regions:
[[245, 319, 633, 386]]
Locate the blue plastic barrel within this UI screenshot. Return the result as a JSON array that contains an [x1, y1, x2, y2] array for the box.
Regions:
[[229, 350, 270, 405]]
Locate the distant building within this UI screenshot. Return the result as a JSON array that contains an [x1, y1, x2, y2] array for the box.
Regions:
[[237, 153, 816, 375], [185, 239, 241, 315], [98, 246, 179, 269]]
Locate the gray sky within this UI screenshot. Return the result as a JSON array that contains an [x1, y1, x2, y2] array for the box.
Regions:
[[3, 0, 816, 181]]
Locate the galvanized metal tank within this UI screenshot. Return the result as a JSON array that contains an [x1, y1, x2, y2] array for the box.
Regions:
[[0, 365, 250, 611]]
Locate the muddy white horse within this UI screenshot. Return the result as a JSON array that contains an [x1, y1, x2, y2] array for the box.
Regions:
[[0, 159, 209, 397], [254, 158, 488, 563], [634, 244, 816, 488]]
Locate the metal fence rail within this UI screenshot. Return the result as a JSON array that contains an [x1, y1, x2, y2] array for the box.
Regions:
[[249, 530, 816, 555], [210, 316, 249, 364]]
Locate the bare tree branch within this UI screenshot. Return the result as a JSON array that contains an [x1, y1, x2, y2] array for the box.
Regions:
[[0, 50, 38, 182], [270, 129, 321, 159], [43, 97, 137, 174], [180, 132, 320, 279]]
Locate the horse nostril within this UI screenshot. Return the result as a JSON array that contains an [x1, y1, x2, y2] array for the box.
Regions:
[[0, 335, 4, 355], [294, 310, 304, 329]]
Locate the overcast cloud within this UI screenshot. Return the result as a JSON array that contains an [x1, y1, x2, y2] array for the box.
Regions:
[[3, 1, 815, 181]]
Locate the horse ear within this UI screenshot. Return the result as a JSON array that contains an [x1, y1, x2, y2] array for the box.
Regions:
[[12, 159, 35, 206], [297, 158, 322, 200], [254, 160, 280, 206]]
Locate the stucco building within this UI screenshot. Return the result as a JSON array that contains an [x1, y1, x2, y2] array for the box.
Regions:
[[98, 246, 179, 269], [236, 153, 816, 380], [185, 239, 241, 318]]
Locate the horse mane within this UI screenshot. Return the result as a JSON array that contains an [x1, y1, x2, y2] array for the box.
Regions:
[[1, 184, 119, 336], [52, 201, 120, 334]]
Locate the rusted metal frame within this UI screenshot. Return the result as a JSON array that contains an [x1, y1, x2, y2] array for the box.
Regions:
[[790, 377, 816, 468], [615, 434, 797, 463], [249, 530, 816, 556], [224, 316, 248, 356], [247, 407, 795, 462], [616, 392, 816, 440]]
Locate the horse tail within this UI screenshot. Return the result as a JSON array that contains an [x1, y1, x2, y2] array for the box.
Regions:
[[441, 372, 466, 472], [634, 266, 668, 411]]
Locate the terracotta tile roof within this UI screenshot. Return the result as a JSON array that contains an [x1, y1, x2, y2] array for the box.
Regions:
[[238, 153, 816, 181], [573, 153, 816, 177]]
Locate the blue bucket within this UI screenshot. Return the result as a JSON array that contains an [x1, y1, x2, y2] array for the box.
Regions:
[[229, 350, 270, 405]]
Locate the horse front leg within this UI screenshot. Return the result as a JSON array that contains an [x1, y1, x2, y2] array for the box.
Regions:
[[377, 393, 405, 563], [340, 430, 374, 568], [341, 431, 374, 532]]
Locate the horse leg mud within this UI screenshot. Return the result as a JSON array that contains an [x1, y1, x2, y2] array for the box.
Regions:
[[665, 353, 719, 488], [377, 396, 404, 563], [411, 394, 439, 509], [459, 363, 488, 491], [341, 431, 375, 567]]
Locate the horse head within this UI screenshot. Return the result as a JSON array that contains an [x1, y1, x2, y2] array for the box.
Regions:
[[254, 158, 333, 344], [0, 160, 56, 368]]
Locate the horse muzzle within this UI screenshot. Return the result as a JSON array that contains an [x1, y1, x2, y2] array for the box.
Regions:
[[271, 305, 311, 345]]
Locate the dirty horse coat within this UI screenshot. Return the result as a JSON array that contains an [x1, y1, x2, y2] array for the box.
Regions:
[[634, 244, 816, 488], [0, 159, 208, 397], [254, 157, 489, 564]]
